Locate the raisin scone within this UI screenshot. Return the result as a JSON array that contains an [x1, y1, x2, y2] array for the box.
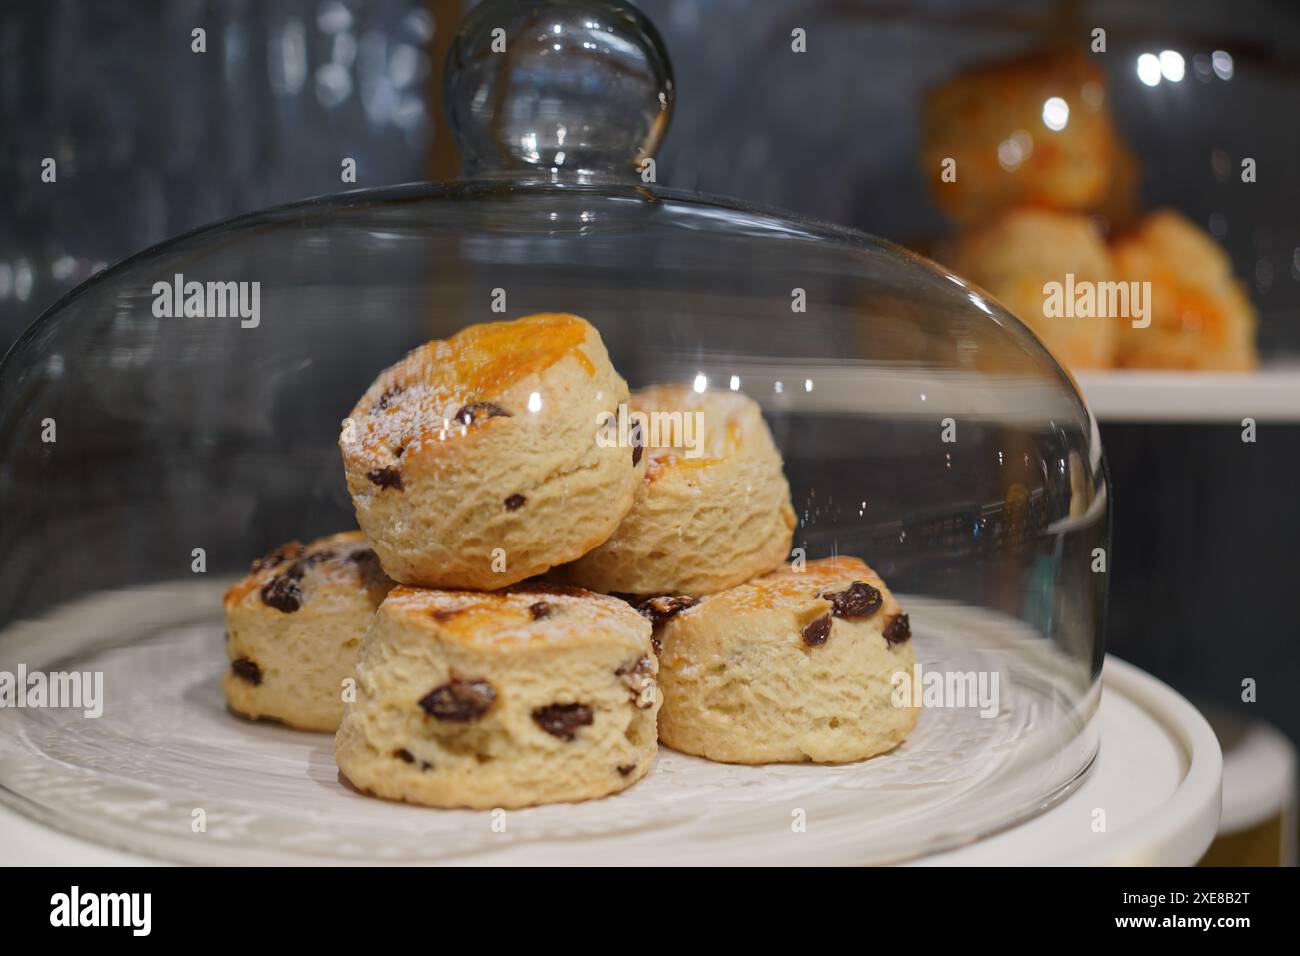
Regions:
[[1111, 209, 1258, 371], [938, 208, 1117, 369], [655, 557, 918, 764], [922, 49, 1122, 225], [335, 584, 660, 808], [340, 313, 646, 590], [560, 384, 796, 596], [223, 532, 394, 732]]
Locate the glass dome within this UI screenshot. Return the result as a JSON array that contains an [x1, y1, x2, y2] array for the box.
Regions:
[[0, 0, 1106, 865]]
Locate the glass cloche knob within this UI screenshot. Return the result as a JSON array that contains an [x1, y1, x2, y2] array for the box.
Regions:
[[444, 0, 674, 178]]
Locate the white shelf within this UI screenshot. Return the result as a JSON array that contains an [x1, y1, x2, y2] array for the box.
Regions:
[[653, 359, 1300, 425], [1077, 367, 1300, 423]]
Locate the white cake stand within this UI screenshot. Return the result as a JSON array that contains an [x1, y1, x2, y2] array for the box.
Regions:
[[0, 584, 1220, 866]]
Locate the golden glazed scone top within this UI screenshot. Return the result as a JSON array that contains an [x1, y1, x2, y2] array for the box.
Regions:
[[224, 531, 392, 608], [687, 557, 890, 615], [382, 585, 651, 652], [345, 313, 600, 467], [630, 384, 763, 482]]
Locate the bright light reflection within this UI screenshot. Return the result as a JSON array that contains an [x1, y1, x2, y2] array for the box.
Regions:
[[1212, 50, 1233, 80], [1042, 96, 1069, 131], [997, 130, 1033, 170], [1159, 50, 1185, 82], [1137, 53, 1161, 86]]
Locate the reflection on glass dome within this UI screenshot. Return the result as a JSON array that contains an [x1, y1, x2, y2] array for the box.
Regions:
[[0, 178, 1107, 862]]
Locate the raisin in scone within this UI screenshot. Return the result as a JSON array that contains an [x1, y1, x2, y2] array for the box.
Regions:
[[655, 557, 918, 764], [560, 384, 796, 596], [340, 313, 645, 590], [223, 532, 394, 732], [335, 584, 660, 808]]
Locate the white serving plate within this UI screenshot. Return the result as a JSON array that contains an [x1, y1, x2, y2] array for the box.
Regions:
[[0, 583, 1218, 866]]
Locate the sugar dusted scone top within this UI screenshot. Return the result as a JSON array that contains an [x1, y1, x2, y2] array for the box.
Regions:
[[346, 313, 596, 470], [640, 383, 749, 473], [222, 531, 393, 732], [561, 383, 796, 596], [340, 313, 645, 589], [675, 555, 896, 619], [655, 555, 917, 765], [334, 582, 660, 808], [223, 531, 391, 612], [380, 585, 651, 655]]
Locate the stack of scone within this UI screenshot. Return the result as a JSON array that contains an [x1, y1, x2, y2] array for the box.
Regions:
[[223, 312, 919, 808], [924, 48, 1258, 371]]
